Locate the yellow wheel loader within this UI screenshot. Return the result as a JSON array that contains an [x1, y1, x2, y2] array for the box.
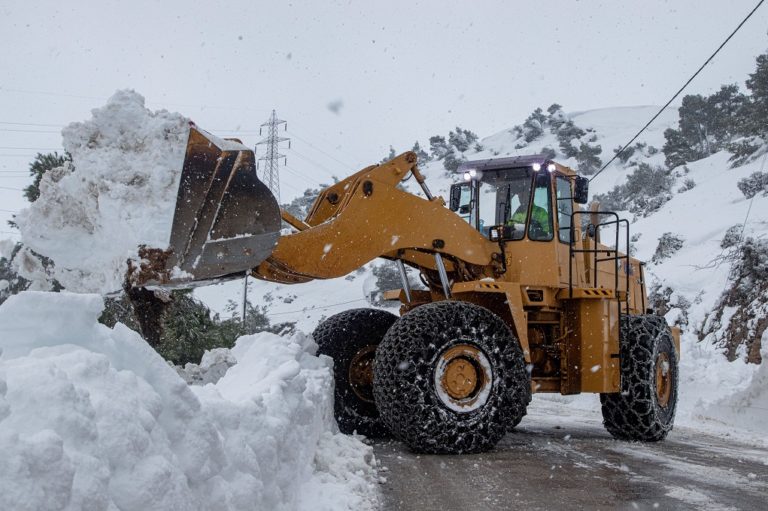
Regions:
[[131, 126, 680, 454]]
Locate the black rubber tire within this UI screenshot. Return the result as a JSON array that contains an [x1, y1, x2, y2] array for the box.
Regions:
[[600, 314, 679, 441], [373, 301, 531, 454], [313, 308, 398, 438]]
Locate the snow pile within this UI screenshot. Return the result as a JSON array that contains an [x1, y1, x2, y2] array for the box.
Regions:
[[700, 335, 768, 436], [0, 291, 379, 511], [15, 90, 190, 294], [176, 347, 237, 385]]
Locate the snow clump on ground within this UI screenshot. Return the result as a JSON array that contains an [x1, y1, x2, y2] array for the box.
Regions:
[[0, 291, 379, 511]]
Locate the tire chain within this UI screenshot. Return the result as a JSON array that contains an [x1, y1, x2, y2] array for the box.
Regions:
[[600, 314, 679, 441], [374, 301, 531, 454], [313, 308, 398, 438]]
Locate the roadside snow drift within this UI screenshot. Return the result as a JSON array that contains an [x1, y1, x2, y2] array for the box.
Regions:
[[15, 90, 189, 294], [0, 292, 378, 511]]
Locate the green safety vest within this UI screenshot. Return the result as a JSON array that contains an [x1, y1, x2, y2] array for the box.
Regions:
[[509, 205, 551, 234]]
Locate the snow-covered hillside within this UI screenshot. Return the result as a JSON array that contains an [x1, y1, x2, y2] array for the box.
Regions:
[[195, 104, 768, 442]]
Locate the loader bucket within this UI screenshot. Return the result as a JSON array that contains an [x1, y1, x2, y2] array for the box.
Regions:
[[133, 126, 281, 288]]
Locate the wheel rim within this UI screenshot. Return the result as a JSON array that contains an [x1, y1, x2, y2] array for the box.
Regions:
[[655, 352, 672, 407], [348, 345, 377, 403], [434, 344, 493, 413]]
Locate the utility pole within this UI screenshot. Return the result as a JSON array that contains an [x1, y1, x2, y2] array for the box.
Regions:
[[256, 109, 290, 203]]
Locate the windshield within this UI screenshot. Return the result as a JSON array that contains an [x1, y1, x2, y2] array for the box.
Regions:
[[476, 167, 533, 240]]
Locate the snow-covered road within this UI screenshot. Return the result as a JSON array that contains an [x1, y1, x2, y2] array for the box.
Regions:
[[375, 400, 768, 511]]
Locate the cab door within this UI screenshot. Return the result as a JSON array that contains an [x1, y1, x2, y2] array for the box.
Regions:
[[554, 174, 575, 286]]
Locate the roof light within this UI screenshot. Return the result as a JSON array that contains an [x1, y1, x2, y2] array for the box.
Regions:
[[463, 172, 471, 181], [532, 163, 542, 171], [547, 163, 556, 172], [468, 169, 477, 177]]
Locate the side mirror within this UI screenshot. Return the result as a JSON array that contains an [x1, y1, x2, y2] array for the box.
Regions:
[[574, 176, 589, 204], [449, 183, 463, 211]]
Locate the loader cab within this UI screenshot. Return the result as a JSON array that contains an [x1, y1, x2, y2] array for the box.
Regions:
[[449, 156, 589, 244]]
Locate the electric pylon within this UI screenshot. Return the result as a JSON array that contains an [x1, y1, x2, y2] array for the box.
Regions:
[[256, 109, 290, 202]]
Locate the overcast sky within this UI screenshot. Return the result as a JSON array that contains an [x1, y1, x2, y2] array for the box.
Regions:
[[1, 0, 767, 237]]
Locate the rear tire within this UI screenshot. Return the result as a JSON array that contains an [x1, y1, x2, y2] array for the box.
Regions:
[[374, 301, 530, 454], [600, 315, 678, 441], [313, 308, 398, 438]]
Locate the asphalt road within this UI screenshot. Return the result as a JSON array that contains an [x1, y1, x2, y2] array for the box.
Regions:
[[374, 402, 767, 511]]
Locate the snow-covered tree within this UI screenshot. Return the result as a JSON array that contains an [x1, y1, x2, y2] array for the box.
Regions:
[[411, 141, 429, 166], [736, 171, 768, 199], [448, 127, 479, 152], [429, 135, 450, 160], [380, 145, 397, 163], [652, 233, 684, 263]]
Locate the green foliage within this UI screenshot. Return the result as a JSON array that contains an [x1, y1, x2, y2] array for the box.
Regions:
[[744, 53, 768, 138], [0, 242, 29, 305], [555, 119, 586, 158], [574, 142, 603, 175], [429, 135, 450, 160], [98, 289, 293, 366], [157, 291, 241, 366], [442, 148, 466, 172], [448, 127, 479, 153], [380, 145, 397, 163], [662, 85, 747, 168], [521, 108, 546, 142], [593, 163, 673, 217], [736, 171, 768, 199], [411, 141, 429, 166], [23, 152, 71, 203]]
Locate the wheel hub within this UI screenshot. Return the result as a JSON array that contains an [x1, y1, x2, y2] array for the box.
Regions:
[[434, 344, 492, 413], [348, 345, 377, 403], [655, 352, 672, 407]]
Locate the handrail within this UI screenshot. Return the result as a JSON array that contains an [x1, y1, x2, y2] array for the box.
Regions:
[[568, 210, 632, 325]]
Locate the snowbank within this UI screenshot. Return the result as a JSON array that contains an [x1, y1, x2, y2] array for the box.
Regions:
[[701, 334, 768, 437], [0, 291, 379, 511], [15, 90, 190, 294]]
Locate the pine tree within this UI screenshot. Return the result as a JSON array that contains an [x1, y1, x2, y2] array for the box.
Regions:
[[442, 148, 466, 173], [556, 120, 586, 157], [521, 108, 546, 142], [0, 242, 29, 306], [411, 141, 429, 166], [575, 143, 603, 175], [380, 145, 397, 163], [744, 53, 768, 138], [23, 152, 71, 203], [448, 127, 479, 153], [429, 135, 450, 160]]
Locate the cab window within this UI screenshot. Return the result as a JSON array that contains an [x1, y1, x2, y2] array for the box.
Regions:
[[556, 176, 573, 243], [528, 174, 553, 241]]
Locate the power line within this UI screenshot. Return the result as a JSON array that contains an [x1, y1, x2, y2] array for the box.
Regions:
[[0, 128, 60, 134], [288, 148, 340, 180], [265, 298, 369, 317], [0, 87, 273, 114], [0, 121, 63, 128], [286, 130, 356, 171], [0, 186, 23, 191], [590, 0, 766, 183], [0, 146, 63, 151]]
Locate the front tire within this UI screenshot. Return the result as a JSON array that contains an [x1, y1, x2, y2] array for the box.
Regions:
[[374, 301, 530, 454], [313, 308, 398, 437], [600, 315, 679, 441]]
